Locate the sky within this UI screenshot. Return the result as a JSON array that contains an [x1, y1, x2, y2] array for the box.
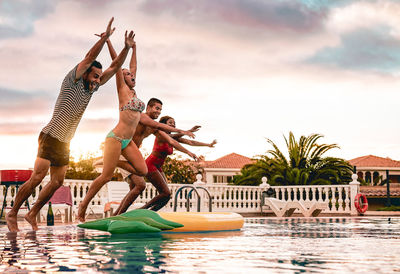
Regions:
[[1, 0, 400, 169]]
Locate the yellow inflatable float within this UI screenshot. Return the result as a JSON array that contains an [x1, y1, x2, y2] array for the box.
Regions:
[[159, 212, 244, 232], [78, 209, 244, 234]]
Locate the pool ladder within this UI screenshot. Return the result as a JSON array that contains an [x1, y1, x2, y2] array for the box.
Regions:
[[173, 185, 213, 212]]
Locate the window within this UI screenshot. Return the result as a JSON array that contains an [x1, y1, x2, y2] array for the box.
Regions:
[[365, 172, 371, 184], [212, 175, 233, 183]]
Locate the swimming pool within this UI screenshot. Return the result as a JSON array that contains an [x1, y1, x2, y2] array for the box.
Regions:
[[1, 217, 400, 273]]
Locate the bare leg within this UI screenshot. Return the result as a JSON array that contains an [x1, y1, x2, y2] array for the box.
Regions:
[[114, 175, 146, 215], [78, 138, 121, 222], [140, 171, 171, 211], [6, 157, 50, 232], [121, 142, 147, 177], [97, 156, 136, 178], [24, 165, 68, 230], [113, 143, 147, 215], [117, 160, 136, 174], [113, 175, 134, 215]]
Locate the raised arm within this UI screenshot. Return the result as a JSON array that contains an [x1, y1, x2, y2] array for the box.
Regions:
[[155, 131, 198, 161], [176, 138, 217, 147], [140, 114, 195, 138], [170, 125, 201, 139], [100, 31, 135, 86], [76, 17, 115, 81], [129, 41, 137, 79], [105, 36, 118, 60]]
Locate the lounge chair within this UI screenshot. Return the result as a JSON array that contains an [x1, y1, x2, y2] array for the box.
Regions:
[[262, 197, 328, 217], [262, 198, 300, 217], [298, 201, 328, 217]]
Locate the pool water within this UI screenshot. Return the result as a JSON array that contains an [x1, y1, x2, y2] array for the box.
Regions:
[[1, 217, 400, 273]]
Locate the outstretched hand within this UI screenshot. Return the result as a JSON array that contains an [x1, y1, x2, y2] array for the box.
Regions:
[[209, 139, 217, 147], [104, 17, 115, 38], [184, 131, 195, 139], [189, 152, 198, 162], [190, 125, 201, 133], [95, 33, 109, 41], [124, 30, 135, 48]]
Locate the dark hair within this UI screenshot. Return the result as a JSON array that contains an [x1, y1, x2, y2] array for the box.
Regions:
[[147, 98, 163, 107], [159, 116, 174, 124], [87, 60, 102, 73]]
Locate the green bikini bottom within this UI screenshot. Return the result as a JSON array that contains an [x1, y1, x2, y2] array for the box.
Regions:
[[106, 131, 132, 150]]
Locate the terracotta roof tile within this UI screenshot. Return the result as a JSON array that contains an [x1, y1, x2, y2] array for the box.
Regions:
[[360, 185, 400, 197], [202, 153, 254, 169], [349, 155, 400, 168]]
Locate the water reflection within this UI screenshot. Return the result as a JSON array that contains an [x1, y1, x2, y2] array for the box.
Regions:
[[1, 230, 63, 272], [79, 232, 170, 272], [0, 217, 399, 273], [245, 217, 400, 239], [0, 227, 173, 273], [0, 226, 244, 273]]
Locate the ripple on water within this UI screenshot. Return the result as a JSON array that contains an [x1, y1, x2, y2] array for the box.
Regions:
[[0, 217, 400, 273]]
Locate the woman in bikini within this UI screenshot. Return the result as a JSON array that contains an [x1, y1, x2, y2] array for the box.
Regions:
[[78, 31, 147, 222], [140, 116, 217, 211]]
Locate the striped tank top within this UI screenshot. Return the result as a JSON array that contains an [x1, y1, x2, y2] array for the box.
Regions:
[[42, 65, 99, 143]]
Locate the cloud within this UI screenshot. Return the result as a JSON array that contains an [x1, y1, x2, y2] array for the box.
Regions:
[[139, 0, 328, 36], [0, 86, 54, 117], [0, 122, 44, 135], [0, 0, 57, 39], [0, 85, 118, 135], [305, 25, 400, 73], [0, 116, 116, 135], [295, 0, 363, 10]]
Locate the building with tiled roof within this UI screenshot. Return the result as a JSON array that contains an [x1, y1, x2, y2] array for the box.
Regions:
[[349, 155, 400, 185], [200, 153, 254, 184], [348, 155, 400, 208], [360, 186, 400, 198], [350, 155, 400, 169]]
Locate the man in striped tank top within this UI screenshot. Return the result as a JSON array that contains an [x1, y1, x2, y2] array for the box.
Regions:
[[7, 18, 135, 232]]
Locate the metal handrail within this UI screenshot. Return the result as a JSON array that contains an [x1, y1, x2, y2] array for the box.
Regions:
[[187, 186, 212, 212], [173, 185, 201, 212]]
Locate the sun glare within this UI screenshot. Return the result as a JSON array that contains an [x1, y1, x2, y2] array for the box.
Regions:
[[69, 133, 105, 160]]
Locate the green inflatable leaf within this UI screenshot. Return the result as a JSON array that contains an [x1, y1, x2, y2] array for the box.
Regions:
[[78, 219, 111, 231], [107, 220, 161, 234], [126, 216, 174, 230], [78, 209, 182, 233], [121, 209, 183, 228], [77, 215, 128, 231]]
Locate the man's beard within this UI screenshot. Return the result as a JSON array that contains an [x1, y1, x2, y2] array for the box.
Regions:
[[83, 78, 97, 91], [83, 77, 90, 90]]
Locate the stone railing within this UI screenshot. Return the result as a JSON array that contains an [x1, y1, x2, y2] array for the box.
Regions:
[[0, 174, 360, 218], [258, 175, 360, 215]]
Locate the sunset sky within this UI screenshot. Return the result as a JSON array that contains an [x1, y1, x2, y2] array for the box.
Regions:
[[1, 0, 400, 169]]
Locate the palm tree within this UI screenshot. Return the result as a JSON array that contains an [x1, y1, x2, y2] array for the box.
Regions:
[[233, 132, 353, 186], [233, 156, 274, 186]]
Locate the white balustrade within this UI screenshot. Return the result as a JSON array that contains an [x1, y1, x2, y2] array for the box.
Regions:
[[0, 174, 360, 219], [349, 174, 360, 216]]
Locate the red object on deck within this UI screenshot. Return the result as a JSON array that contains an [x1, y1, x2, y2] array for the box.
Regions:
[[49, 186, 72, 206], [0, 170, 33, 182]]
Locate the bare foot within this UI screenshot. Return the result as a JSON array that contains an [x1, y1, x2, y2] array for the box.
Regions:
[[77, 204, 86, 223], [6, 212, 20, 232], [24, 212, 38, 231]]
